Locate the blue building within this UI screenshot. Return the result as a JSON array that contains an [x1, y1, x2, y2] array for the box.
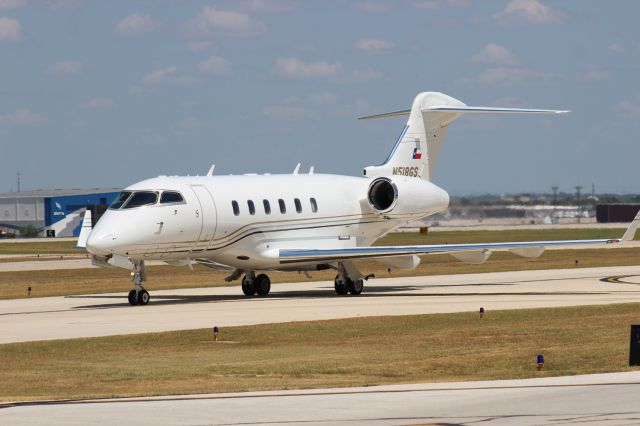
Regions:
[[0, 188, 120, 237]]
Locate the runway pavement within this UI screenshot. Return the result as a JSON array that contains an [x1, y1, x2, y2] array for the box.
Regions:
[[1, 371, 639, 425], [1, 265, 640, 344]]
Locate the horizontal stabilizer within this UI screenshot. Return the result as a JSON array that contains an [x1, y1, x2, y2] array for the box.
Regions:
[[424, 106, 569, 114], [359, 106, 568, 120]]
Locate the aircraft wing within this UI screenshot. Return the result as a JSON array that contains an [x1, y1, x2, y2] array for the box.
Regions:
[[280, 212, 640, 265]]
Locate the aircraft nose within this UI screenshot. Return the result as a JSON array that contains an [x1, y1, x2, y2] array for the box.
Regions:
[[85, 229, 114, 256], [85, 212, 119, 255]]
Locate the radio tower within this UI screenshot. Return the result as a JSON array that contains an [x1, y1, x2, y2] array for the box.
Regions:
[[16, 172, 20, 193]]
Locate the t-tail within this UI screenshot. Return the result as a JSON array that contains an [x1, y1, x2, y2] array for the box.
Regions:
[[361, 91, 569, 181]]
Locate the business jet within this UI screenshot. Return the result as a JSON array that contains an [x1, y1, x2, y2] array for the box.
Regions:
[[78, 91, 640, 306]]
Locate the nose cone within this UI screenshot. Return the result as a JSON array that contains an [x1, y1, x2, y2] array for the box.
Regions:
[[85, 211, 119, 256]]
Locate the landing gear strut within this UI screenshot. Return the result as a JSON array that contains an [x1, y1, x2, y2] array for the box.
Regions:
[[334, 262, 364, 295], [241, 272, 271, 296], [128, 260, 150, 306]]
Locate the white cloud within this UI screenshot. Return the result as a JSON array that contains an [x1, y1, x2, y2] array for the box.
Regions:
[[0, 0, 25, 11], [47, 60, 82, 76], [0, 16, 21, 42], [178, 117, 206, 129], [493, 0, 567, 26], [187, 6, 266, 37], [411, 0, 472, 9], [275, 57, 340, 79], [199, 56, 232, 74], [116, 13, 158, 37], [355, 38, 395, 53], [44, 0, 82, 10], [309, 92, 338, 106], [336, 99, 370, 117], [187, 40, 212, 53], [351, 68, 383, 81], [457, 67, 553, 86], [82, 97, 114, 109], [608, 43, 625, 54], [261, 105, 312, 120], [354, 1, 387, 12], [143, 67, 197, 87], [237, 0, 298, 13], [0, 109, 48, 126], [618, 100, 640, 119], [472, 43, 517, 65], [578, 70, 611, 82]]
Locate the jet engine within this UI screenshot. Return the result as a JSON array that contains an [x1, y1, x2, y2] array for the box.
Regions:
[[366, 176, 449, 216]]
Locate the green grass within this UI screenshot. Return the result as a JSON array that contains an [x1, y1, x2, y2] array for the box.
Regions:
[[1, 303, 639, 401]]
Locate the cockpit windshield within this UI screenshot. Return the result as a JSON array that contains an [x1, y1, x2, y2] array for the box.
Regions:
[[122, 191, 159, 209], [110, 190, 184, 209], [110, 191, 132, 209]]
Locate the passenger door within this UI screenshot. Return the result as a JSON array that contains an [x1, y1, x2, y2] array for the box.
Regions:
[[190, 185, 217, 252]]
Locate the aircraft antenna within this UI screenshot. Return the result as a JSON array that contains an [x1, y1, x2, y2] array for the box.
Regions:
[[293, 163, 301, 175], [207, 164, 215, 177]]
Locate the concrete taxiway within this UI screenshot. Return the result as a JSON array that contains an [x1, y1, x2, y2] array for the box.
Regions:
[[1, 265, 640, 344], [1, 372, 639, 425]]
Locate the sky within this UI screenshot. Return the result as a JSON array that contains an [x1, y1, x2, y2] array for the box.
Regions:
[[1, 0, 639, 195]]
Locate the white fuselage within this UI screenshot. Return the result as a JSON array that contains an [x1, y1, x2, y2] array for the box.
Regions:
[[86, 173, 450, 270]]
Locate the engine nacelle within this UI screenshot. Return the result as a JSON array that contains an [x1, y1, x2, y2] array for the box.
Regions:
[[366, 176, 449, 216]]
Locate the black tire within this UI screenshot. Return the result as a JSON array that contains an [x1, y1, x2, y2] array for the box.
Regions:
[[128, 289, 138, 305], [137, 289, 150, 305], [334, 275, 349, 295], [242, 275, 256, 296], [348, 279, 364, 295], [255, 274, 271, 296]]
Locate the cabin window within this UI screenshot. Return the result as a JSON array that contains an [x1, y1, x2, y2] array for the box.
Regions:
[[263, 199, 271, 214], [110, 191, 132, 209], [122, 191, 158, 209], [247, 200, 255, 215], [160, 191, 184, 204], [310, 197, 318, 213], [294, 198, 302, 213], [278, 199, 286, 214], [232, 201, 240, 216]]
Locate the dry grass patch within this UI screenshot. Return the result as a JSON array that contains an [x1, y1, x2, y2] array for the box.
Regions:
[[2, 247, 640, 299], [1, 303, 639, 401]]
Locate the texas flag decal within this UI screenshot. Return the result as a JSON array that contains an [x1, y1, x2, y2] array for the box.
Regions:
[[412, 147, 422, 159]]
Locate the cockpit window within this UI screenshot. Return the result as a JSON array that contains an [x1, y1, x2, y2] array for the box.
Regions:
[[160, 191, 184, 204], [122, 191, 158, 209], [110, 191, 132, 209]]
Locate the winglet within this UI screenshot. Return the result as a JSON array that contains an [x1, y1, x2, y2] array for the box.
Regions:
[[76, 209, 92, 249], [622, 210, 640, 241]]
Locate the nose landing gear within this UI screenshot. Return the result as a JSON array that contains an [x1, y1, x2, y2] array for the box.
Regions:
[[128, 261, 150, 306]]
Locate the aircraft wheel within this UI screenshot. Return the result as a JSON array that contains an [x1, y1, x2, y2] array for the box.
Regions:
[[137, 289, 150, 305], [242, 275, 256, 296], [128, 290, 138, 306], [255, 274, 271, 296], [334, 275, 349, 295], [348, 279, 364, 295]]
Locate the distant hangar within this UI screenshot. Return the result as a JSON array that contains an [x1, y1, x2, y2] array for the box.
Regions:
[[0, 188, 120, 237]]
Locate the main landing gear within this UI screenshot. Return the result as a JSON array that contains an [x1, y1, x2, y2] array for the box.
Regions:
[[241, 271, 271, 296], [128, 260, 150, 306], [334, 261, 365, 295]]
